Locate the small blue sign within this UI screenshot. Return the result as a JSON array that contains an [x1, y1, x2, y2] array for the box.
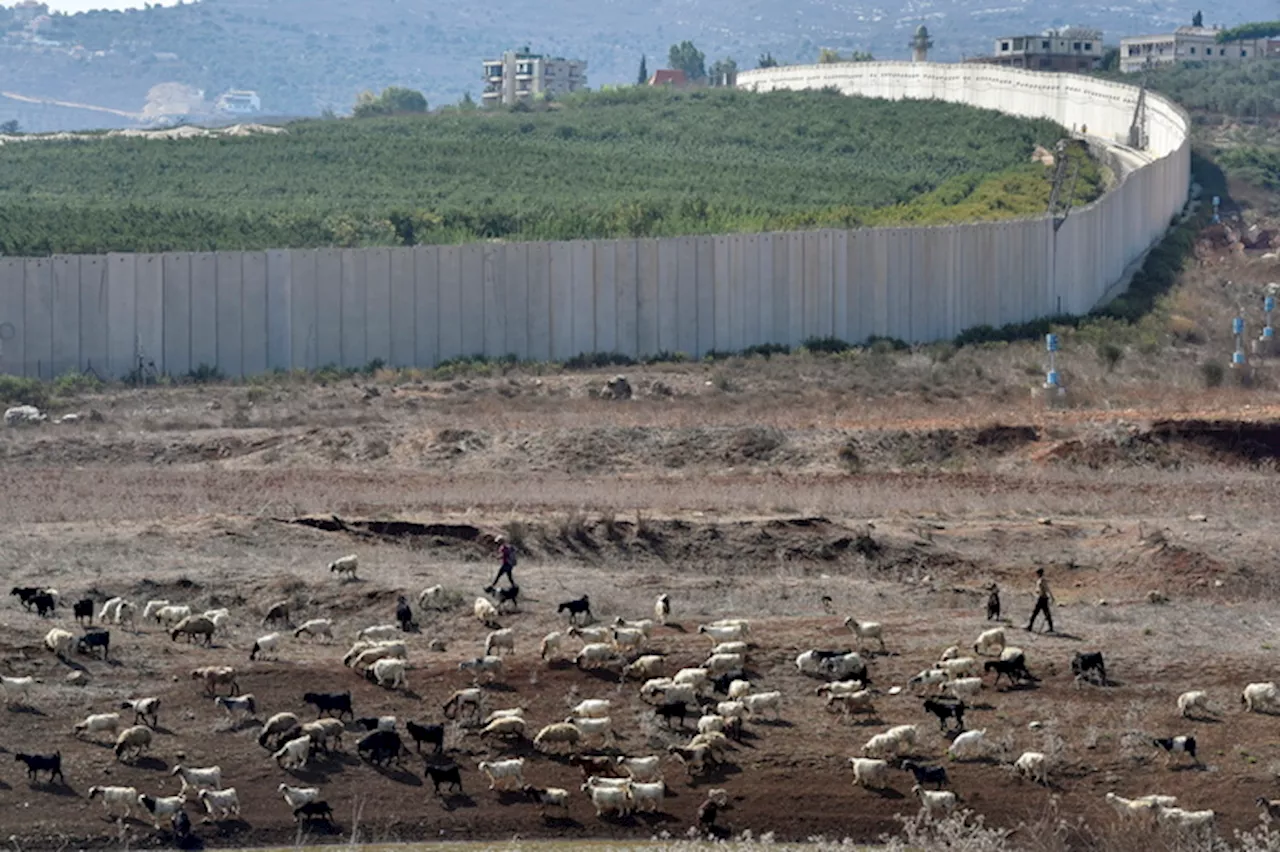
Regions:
[[1233, 317, 1245, 335]]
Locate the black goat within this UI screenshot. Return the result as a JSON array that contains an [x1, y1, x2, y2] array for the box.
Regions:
[[15, 751, 63, 784], [171, 809, 192, 840], [262, 601, 290, 628], [357, 729, 406, 766], [710, 673, 736, 695], [1071, 651, 1107, 685], [986, 584, 1001, 621], [424, 762, 464, 794], [395, 596, 416, 632], [984, 655, 1037, 687], [77, 629, 110, 660], [10, 587, 41, 610], [73, 598, 94, 625], [902, 759, 950, 789], [31, 593, 56, 617], [303, 691, 353, 720], [1153, 735, 1198, 764], [654, 700, 688, 727], [485, 584, 520, 613], [406, 721, 445, 754], [922, 697, 966, 732], [294, 800, 336, 824], [722, 715, 743, 742], [557, 595, 592, 625]]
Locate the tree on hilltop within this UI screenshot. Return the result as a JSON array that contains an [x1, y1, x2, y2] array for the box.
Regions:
[[1192, 10, 1203, 27], [353, 86, 428, 118], [757, 52, 778, 68], [638, 54, 648, 85], [668, 41, 706, 81], [709, 57, 738, 86]]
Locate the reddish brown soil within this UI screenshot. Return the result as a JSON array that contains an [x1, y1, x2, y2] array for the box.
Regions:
[[2, 375, 1279, 850]]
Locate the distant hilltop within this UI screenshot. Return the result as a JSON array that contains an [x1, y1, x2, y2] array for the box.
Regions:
[[0, 0, 1272, 129]]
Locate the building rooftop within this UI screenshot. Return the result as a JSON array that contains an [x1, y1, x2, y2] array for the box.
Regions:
[[648, 69, 687, 86]]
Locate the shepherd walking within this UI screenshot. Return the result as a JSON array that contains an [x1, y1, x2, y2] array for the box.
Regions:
[[491, 535, 518, 588], [1026, 567, 1054, 633]]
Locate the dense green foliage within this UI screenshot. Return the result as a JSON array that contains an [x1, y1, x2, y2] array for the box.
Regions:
[[352, 87, 428, 118], [668, 42, 707, 82], [1217, 22, 1280, 42], [1216, 145, 1280, 189], [0, 87, 1094, 255], [1104, 59, 1280, 119]]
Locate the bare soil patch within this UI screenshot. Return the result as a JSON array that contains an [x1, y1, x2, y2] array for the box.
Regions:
[[2, 370, 1279, 850]]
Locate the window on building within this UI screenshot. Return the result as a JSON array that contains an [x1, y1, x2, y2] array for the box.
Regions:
[[1128, 46, 1139, 55], [1000, 41, 1010, 51], [1242, 49, 1249, 56], [1189, 47, 1196, 54], [1073, 42, 1081, 51], [1220, 48, 1226, 55], [1084, 42, 1092, 51], [1042, 40, 1050, 49]]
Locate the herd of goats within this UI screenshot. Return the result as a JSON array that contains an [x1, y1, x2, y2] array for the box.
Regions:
[[6, 554, 1280, 845]]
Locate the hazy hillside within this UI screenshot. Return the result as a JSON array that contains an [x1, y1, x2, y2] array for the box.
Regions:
[[0, 0, 1273, 125]]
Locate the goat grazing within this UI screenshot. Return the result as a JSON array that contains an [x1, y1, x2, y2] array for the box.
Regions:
[[558, 595, 593, 625]]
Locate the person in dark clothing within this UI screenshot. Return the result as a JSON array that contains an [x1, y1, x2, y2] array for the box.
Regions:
[[491, 536, 517, 588], [986, 583, 1001, 621], [1026, 568, 1054, 633]]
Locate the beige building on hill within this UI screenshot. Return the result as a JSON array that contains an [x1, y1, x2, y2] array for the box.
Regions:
[[482, 50, 587, 106], [1120, 26, 1277, 73]]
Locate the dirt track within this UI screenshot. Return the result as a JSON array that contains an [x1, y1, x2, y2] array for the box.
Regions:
[[2, 373, 1279, 850]]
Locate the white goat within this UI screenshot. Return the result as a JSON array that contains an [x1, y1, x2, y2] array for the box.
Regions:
[[198, 788, 240, 820], [87, 785, 138, 820], [485, 628, 516, 656], [279, 784, 320, 809], [849, 757, 891, 788], [477, 757, 525, 790], [293, 619, 333, 642], [1014, 751, 1048, 785], [844, 617, 886, 652], [369, 658, 407, 690], [171, 764, 223, 795]]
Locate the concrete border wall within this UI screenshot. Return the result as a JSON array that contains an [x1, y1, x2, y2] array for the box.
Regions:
[[0, 63, 1189, 379]]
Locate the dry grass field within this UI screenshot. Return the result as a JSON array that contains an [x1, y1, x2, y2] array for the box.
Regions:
[[3, 255, 1280, 852]]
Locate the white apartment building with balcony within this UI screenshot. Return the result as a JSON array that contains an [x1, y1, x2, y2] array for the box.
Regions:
[[482, 50, 587, 106], [1120, 26, 1275, 73]]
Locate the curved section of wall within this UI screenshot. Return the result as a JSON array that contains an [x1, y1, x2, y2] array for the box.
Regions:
[[0, 64, 1190, 379], [738, 62, 1191, 319]]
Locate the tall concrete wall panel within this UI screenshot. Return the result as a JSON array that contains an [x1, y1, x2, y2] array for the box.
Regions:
[[388, 248, 416, 368], [266, 250, 292, 372], [51, 255, 80, 378], [241, 252, 269, 377], [365, 248, 392, 368], [135, 254, 164, 376], [413, 246, 439, 367], [106, 254, 136, 380], [24, 258, 53, 379], [0, 64, 1188, 379]]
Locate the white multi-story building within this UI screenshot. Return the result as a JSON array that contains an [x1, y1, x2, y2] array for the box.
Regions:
[[1119, 26, 1274, 73], [482, 50, 587, 106], [215, 90, 261, 115]]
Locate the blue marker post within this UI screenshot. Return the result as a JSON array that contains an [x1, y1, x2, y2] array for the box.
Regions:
[[1232, 316, 1246, 370], [1044, 333, 1065, 404]]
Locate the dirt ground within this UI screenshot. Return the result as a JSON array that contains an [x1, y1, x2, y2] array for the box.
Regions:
[[3, 357, 1280, 851]]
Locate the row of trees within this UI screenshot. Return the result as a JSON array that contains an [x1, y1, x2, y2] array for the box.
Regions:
[[647, 44, 870, 86], [0, 88, 1081, 254]]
